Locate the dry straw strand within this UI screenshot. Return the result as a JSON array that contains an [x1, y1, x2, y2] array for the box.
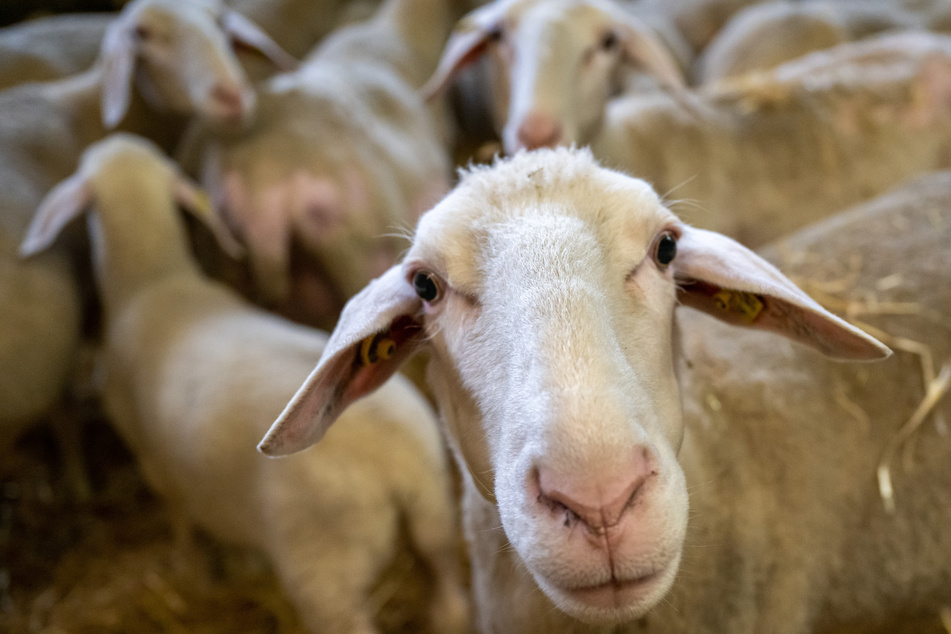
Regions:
[[876, 362, 951, 514]]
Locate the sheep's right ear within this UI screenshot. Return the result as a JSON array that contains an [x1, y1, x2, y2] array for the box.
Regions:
[[100, 19, 137, 129], [173, 173, 245, 260], [20, 173, 92, 257], [613, 11, 686, 89], [258, 266, 425, 456], [421, 4, 505, 100], [221, 10, 299, 72]]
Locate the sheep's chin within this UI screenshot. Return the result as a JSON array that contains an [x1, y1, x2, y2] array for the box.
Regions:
[[532, 551, 681, 626]]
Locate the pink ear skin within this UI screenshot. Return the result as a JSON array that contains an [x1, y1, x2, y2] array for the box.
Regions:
[[221, 10, 299, 72], [20, 175, 93, 257], [258, 266, 424, 456], [616, 15, 686, 90], [100, 20, 136, 129], [222, 171, 294, 304], [674, 226, 891, 361], [422, 4, 506, 100]]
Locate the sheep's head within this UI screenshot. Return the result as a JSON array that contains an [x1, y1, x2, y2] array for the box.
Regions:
[[99, 0, 297, 131], [259, 148, 888, 625], [424, 0, 686, 154]]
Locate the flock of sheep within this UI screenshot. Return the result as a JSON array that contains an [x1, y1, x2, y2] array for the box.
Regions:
[[1, 0, 949, 632]]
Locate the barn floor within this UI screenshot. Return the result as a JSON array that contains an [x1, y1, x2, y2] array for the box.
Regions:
[[0, 413, 438, 634]]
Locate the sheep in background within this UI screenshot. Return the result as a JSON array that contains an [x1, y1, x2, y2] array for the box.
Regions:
[[0, 0, 293, 487], [630, 0, 763, 54], [228, 0, 385, 59], [181, 0, 460, 329], [0, 13, 110, 91], [592, 31, 951, 246], [21, 133, 470, 634], [424, 0, 690, 155], [258, 147, 951, 633], [695, 0, 951, 83]]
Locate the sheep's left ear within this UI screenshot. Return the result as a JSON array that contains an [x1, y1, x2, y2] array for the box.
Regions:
[[613, 12, 686, 89], [173, 173, 245, 260], [421, 3, 506, 100], [100, 19, 137, 129], [20, 173, 92, 257], [258, 266, 426, 456], [673, 226, 891, 360], [221, 10, 299, 72]]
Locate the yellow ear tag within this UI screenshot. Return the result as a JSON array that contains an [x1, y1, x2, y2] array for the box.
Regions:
[[713, 290, 764, 324], [359, 334, 397, 366]]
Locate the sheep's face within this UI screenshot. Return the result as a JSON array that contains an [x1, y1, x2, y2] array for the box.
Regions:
[[258, 147, 888, 624], [425, 0, 683, 155], [127, 0, 255, 126], [494, 0, 631, 153], [98, 0, 295, 130], [405, 150, 689, 624]]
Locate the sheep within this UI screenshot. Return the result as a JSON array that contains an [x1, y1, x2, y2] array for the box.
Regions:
[[228, 0, 384, 59], [591, 30, 951, 246], [20, 133, 470, 634], [423, 0, 691, 155], [180, 0, 460, 329], [259, 146, 951, 633], [0, 13, 110, 91], [0, 0, 293, 486], [694, 0, 951, 83], [630, 0, 765, 54]]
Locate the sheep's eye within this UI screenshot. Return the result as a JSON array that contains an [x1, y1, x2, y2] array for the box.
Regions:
[[413, 271, 440, 302], [601, 31, 618, 51], [487, 26, 504, 43], [654, 232, 677, 266], [133, 25, 152, 40]]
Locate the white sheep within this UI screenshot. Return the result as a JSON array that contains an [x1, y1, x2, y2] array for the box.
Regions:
[[0, 13, 110, 91], [592, 30, 951, 246], [20, 133, 470, 634], [259, 147, 951, 632], [1, 0, 293, 483], [694, 0, 949, 83], [180, 0, 458, 328], [424, 0, 690, 155]]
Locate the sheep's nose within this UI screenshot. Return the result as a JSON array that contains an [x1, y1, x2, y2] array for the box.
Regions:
[[535, 447, 654, 534], [210, 83, 252, 120], [516, 111, 563, 150]]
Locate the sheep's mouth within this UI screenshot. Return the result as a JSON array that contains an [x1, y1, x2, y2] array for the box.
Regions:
[[560, 571, 661, 610]]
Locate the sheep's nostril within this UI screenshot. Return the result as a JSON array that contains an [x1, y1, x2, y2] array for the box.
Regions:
[[535, 447, 654, 532], [516, 112, 563, 150], [211, 84, 248, 117]]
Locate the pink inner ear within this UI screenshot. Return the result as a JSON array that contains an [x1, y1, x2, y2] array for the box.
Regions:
[[294, 172, 344, 240], [677, 280, 889, 360], [343, 316, 425, 404], [423, 30, 491, 99]]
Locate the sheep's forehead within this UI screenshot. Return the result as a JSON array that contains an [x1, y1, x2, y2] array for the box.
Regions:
[[83, 136, 172, 183], [411, 150, 673, 294]]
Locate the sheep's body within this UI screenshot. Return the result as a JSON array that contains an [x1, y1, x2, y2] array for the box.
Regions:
[[0, 13, 110, 91], [258, 147, 949, 633], [25, 134, 469, 634], [631, 0, 763, 53], [227, 0, 383, 58], [593, 31, 951, 246], [2, 0, 285, 467], [696, 0, 951, 82], [183, 0, 457, 328]]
